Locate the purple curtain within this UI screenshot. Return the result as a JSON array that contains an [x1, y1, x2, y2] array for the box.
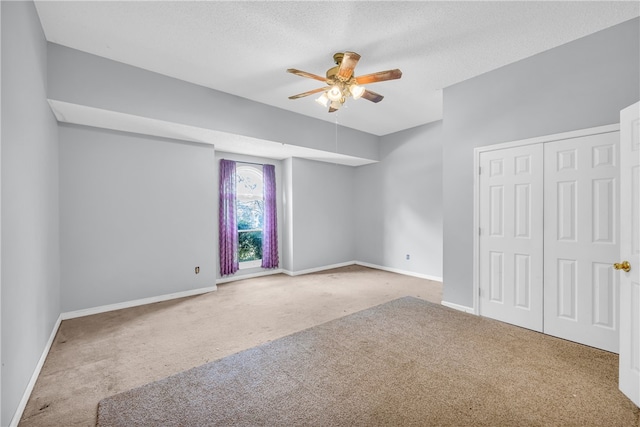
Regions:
[[219, 159, 238, 276], [261, 164, 279, 269]]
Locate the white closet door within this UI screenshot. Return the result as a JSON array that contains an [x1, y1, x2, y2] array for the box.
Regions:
[[544, 132, 620, 353], [479, 144, 544, 331], [619, 102, 639, 406]]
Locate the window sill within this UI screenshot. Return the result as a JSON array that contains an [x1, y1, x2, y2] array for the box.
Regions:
[[239, 260, 262, 270]]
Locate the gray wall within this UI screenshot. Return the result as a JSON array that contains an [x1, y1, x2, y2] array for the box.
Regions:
[[442, 17, 640, 307], [291, 158, 356, 272], [47, 44, 379, 162], [45, 40, 445, 282], [1, 2, 61, 425], [282, 158, 294, 272], [355, 122, 443, 279], [1, 2, 3, 419], [59, 124, 216, 312], [213, 151, 284, 279]]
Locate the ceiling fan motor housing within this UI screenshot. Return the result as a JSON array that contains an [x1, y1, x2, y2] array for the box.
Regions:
[[325, 52, 359, 105], [326, 53, 345, 81]]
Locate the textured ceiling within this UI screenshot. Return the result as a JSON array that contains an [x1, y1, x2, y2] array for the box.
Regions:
[[35, 1, 639, 136]]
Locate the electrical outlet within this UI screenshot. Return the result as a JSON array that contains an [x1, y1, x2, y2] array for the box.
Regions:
[[195, 266, 200, 274], [406, 254, 410, 260]]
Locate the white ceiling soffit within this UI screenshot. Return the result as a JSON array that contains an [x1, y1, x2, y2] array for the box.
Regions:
[[48, 100, 376, 167], [35, 1, 639, 136]]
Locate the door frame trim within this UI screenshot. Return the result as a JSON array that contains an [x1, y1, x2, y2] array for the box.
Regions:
[[472, 123, 620, 315]]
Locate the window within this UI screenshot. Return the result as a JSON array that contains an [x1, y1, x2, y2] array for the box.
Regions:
[[236, 166, 263, 268], [219, 159, 277, 276]]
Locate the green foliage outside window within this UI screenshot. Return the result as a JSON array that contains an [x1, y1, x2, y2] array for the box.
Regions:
[[238, 231, 262, 262], [237, 167, 264, 263], [237, 200, 263, 230], [237, 199, 263, 262]]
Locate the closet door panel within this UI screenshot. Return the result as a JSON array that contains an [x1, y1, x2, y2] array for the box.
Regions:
[[479, 144, 544, 331], [544, 132, 620, 353]]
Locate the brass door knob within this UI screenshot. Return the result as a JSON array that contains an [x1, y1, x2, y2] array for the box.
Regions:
[[613, 261, 631, 273]]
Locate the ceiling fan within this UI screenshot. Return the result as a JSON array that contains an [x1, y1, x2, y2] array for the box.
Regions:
[[287, 51, 402, 113]]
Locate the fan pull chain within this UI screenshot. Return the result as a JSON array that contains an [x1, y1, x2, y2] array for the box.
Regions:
[[335, 113, 339, 155], [333, 113, 340, 168]]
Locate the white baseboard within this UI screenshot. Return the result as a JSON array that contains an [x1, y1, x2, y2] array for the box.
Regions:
[[355, 261, 443, 283], [441, 300, 476, 314], [61, 285, 218, 320], [282, 261, 356, 277], [9, 314, 62, 427], [216, 268, 283, 284]]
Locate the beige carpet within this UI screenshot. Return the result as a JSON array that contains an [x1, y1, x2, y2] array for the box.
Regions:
[[97, 297, 638, 426], [20, 265, 443, 426]]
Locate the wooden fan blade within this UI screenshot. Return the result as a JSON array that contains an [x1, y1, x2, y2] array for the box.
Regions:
[[328, 106, 339, 113], [287, 68, 327, 83], [355, 69, 402, 85], [337, 51, 361, 80], [361, 89, 384, 103], [288, 87, 327, 100]]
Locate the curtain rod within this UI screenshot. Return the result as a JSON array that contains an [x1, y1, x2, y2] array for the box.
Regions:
[[223, 159, 266, 166], [237, 160, 264, 166]]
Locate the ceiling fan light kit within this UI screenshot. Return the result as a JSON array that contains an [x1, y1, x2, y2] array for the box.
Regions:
[[349, 84, 365, 99], [327, 85, 343, 102], [287, 51, 402, 113], [315, 93, 330, 107]]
